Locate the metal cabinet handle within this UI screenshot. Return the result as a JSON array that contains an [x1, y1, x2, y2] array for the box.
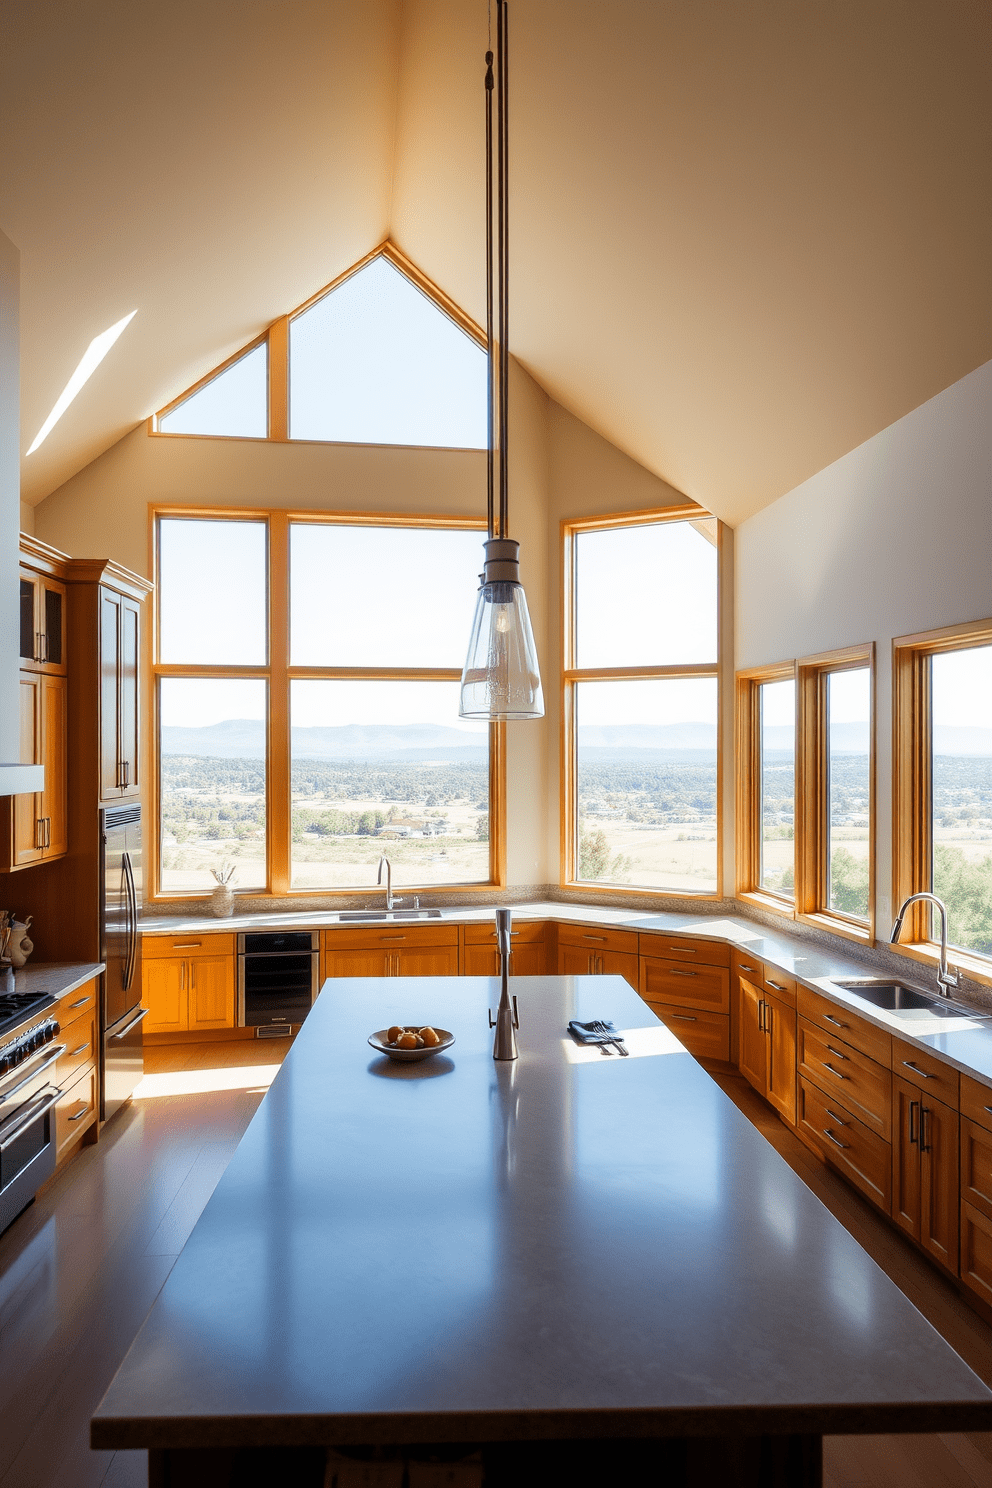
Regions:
[[380, 935, 407, 942], [68, 1100, 92, 1122], [902, 1060, 934, 1079], [672, 947, 697, 954], [738, 963, 757, 974], [984, 1105, 992, 1116], [669, 969, 698, 977], [68, 1041, 89, 1058], [909, 1100, 919, 1144], [67, 995, 91, 1010], [582, 935, 607, 942], [825, 1108, 847, 1125], [671, 1014, 697, 1022], [111, 1007, 149, 1040], [190, 962, 195, 992], [822, 1128, 849, 1150], [173, 942, 202, 949], [758, 999, 766, 1032], [766, 980, 787, 992], [823, 1013, 846, 1028], [823, 1062, 846, 1080], [921, 1106, 932, 1153], [825, 1045, 848, 1060]]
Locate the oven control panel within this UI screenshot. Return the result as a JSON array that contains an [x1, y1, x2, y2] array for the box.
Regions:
[[0, 1018, 61, 1074]]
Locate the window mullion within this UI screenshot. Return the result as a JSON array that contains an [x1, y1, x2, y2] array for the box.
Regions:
[[268, 512, 290, 895]]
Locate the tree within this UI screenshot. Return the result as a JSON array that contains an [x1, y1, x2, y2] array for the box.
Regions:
[[830, 848, 869, 918], [933, 844, 992, 957], [579, 827, 633, 882], [475, 814, 489, 841]]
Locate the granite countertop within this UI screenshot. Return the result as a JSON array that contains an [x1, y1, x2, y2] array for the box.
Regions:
[[4, 961, 104, 1004], [140, 901, 992, 1088], [92, 973, 992, 1451]]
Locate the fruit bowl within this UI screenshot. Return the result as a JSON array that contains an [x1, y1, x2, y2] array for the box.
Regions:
[[368, 1027, 455, 1062]]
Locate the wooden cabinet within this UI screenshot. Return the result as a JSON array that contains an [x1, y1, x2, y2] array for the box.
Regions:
[[462, 920, 548, 976], [1, 669, 68, 871], [559, 942, 638, 987], [639, 953, 730, 1014], [891, 1074, 958, 1273], [19, 566, 66, 673], [797, 1019, 891, 1139], [961, 1091, 992, 1305], [799, 1075, 891, 1211], [100, 587, 141, 801], [639, 935, 731, 1066], [737, 975, 796, 1123], [649, 1004, 731, 1062], [53, 978, 100, 1163], [322, 926, 460, 981], [55, 1066, 98, 1159], [142, 937, 236, 1034]]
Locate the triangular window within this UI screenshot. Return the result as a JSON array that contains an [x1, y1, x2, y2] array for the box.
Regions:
[[289, 256, 486, 449], [159, 343, 268, 437]]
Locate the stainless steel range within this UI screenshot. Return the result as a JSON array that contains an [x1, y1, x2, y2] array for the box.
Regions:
[[0, 990, 65, 1233]]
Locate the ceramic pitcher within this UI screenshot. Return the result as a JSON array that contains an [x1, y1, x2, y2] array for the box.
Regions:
[[9, 916, 34, 968]]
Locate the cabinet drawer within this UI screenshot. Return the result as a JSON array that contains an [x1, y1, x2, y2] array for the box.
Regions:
[[557, 924, 638, 955], [797, 1018, 891, 1139], [324, 925, 459, 951], [57, 1006, 97, 1087], [463, 920, 546, 945], [961, 1202, 992, 1308], [732, 950, 765, 983], [644, 934, 730, 968], [647, 1003, 730, 1063], [799, 1076, 890, 1212], [962, 1073, 992, 1134], [58, 980, 98, 1030], [797, 986, 891, 1067], [761, 970, 796, 1007], [892, 1036, 959, 1110], [639, 956, 730, 1014], [56, 1066, 97, 1159], [961, 1117, 992, 1223], [142, 934, 236, 959]]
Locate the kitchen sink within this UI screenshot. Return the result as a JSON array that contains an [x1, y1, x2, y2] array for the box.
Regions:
[[335, 909, 444, 922], [832, 979, 979, 1019]]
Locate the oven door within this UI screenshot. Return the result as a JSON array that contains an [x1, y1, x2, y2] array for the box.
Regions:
[[0, 1077, 63, 1234]]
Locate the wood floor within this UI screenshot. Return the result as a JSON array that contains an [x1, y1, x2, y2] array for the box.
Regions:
[[3, 1044, 992, 1486]]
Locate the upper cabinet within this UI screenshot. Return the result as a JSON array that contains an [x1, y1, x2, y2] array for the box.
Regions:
[[99, 587, 141, 801], [19, 568, 66, 673]]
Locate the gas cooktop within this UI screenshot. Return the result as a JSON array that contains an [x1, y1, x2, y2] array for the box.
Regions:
[[0, 992, 56, 1039]]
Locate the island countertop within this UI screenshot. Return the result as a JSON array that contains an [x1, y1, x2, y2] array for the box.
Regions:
[[93, 973, 992, 1455]]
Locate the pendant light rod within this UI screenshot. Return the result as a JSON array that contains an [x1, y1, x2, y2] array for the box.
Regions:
[[497, 0, 509, 543], [484, 46, 496, 542]]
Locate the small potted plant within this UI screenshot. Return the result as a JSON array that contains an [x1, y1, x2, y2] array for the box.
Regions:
[[210, 861, 237, 918]]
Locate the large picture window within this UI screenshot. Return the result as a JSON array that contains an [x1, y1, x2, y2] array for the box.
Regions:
[[894, 619, 992, 977], [562, 510, 721, 896], [152, 511, 499, 899]]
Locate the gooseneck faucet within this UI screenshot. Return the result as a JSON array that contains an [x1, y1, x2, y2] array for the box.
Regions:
[[889, 892, 960, 995], [489, 908, 519, 1061], [376, 855, 404, 913]]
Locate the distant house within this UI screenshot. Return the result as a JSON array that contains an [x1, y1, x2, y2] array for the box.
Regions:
[[376, 817, 448, 839]]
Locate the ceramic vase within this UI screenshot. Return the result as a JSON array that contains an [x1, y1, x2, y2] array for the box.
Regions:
[[8, 917, 33, 968], [210, 884, 235, 918]]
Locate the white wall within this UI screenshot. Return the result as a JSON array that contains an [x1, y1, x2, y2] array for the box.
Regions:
[[736, 357, 992, 926]]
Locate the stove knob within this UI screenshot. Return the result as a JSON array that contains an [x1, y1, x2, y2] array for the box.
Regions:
[[51, 1020, 60, 1038], [43, 1022, 55, 1043], [0, 1054, 10, 1073]]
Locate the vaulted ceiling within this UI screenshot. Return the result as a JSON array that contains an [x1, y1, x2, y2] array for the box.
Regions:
[[4, 0, 990, 524]]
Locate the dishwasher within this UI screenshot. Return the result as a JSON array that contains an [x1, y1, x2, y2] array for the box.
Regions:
[[237, 932, 319, 1035]]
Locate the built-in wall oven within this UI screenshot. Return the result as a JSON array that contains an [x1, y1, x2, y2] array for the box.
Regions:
[[0, 992, 65, 1233], [237, 932, 319, 1036]]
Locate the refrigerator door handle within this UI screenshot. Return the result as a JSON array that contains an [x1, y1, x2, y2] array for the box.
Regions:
[[122, 850, 138, 993], [111, 1007, 149, 1040]]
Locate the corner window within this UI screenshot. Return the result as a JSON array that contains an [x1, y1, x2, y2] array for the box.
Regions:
[[562, 511, 721, 896], [736, 665, 795, 907], [894, 622, 992, 970]]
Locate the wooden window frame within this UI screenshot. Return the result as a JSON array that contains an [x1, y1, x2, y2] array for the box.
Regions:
[[735, 661, 797, 918], [795, 644, 875, 945], [892, 617, 992, 987], [149, 241, 486, 446], [560, 507, 724, 902], [147, 505, 504, 904]]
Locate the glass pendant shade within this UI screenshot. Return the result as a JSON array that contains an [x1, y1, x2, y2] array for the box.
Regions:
[[460, 541, 544, 719]]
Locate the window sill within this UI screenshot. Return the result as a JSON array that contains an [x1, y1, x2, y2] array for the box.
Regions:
[[558, 882, 722, 902], [886, 938, 992, 991], [797, 911, 873, 947], [736, 890, 796, 920]]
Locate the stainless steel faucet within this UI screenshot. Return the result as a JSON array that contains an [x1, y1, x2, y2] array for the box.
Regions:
[[376, 855, 404, 913], [889, 892, 960, 994]]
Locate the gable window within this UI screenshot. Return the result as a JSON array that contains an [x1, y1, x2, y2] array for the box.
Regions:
[[562, 510, 721, 896], [736, 665, 796, 906], [152, 244, 486, 451], [893, 620, 992, 977], [151, 510, 500, 900]]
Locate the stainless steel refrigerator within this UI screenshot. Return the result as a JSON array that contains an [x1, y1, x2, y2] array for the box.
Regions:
[[100, 804, 146, 1120]]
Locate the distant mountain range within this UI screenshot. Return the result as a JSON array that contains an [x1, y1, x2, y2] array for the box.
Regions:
[[161, 718, 992, 760]]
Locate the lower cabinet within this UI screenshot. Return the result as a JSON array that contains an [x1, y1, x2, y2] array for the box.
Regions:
[[891, 1075, 959, 1272], [638, 937, 731, 1063], [648, 1003, 731, 1063], [53, 979, 99, 1161], [961, 1078, 992, 1305], [558, 925, 639, 989], [738, 977, 796, 1124], [143, 951, 236, 1034], [55, 1065, 98, 1159], [798, 1075, 891, 1212], [323, 926, 460, 981], [462, 920, 548, 976]]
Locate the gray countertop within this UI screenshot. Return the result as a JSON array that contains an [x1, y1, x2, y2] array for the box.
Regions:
[[93, 974, 992, 1450], [4, 961, 104, 1006]]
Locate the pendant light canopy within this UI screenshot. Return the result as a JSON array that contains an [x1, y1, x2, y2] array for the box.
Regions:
[[459, 1, 544, 721]]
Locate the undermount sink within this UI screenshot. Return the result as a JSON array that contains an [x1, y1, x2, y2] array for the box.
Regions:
[[335, 909, 444, 922], [832, 979, 978, 1019]]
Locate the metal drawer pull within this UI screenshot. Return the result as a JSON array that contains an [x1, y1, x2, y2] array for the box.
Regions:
[[738, 964, 756, 974], [381, 935, 407, 941], [0, 1044, 68, 1105], [582, 935, 607, 942], [823, 1063, 846, 1080], [669, 969, 697, 977], [822, 1128, 849, 1149], [68, 1042, 89, 1058], [173, 942, 202, 949], [902, 1061, 934, 1078], [671, 1014, 697, 1022], [825, 1045, 848, 1060], [921, 1106, 932, 1153], [68, 1101, 91, 1122], [823, 1013, 845, 1028], [67, 996, 91, 1009], [766, 980, 787, 992], [984, 1105, 992, 1116], [0, 1087, 62, 1151], [672, 947, 697, 954], [825, 1108, 847, 1125]]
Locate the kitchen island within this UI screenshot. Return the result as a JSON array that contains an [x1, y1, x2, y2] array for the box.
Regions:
[[93, 975, 992, 1486]]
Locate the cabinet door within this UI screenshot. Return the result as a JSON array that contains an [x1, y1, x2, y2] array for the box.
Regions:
[[323, 947, 390, 979], [892, 1075, 922, 1242], [559, 944, 598, 976], [463, 942, 546, 976], [9, 673, 43, 868], [187, 955, 235, 1030], [920, 1094, 959, 1272], [737, 977, 767, 1096], [100, 589, 122, 799], [41, 672, 68, 858], [395, 945, 459, 977], [766, 992, 797, 1125], [119, 597, 140, 797], [143, 958, 187, 1034]]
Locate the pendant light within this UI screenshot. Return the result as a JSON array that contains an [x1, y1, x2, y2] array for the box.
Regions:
[[459, 0, 544, 721]]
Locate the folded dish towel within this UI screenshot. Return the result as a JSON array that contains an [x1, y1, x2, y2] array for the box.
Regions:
[[568, 1019, 622, 1045]]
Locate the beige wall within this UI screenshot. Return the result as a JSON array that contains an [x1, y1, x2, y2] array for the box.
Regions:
[[736, 357, 992, 928]]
